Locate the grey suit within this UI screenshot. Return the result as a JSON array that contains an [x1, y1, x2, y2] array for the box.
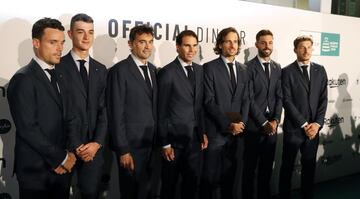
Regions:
[[279, 61, 328, 199]]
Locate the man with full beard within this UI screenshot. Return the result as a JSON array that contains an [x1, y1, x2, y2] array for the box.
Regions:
[[242, 29, 282, 199]]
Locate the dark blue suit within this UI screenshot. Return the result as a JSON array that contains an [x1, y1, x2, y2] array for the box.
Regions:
[[106, 55, 157, 199], [7, 59, 76, 199], [157, 58, 205, 199], [243, 57, 282, 199], [201, 57, 250, 199], [56, 52, 107, 198], [279, 61, 328, 199]]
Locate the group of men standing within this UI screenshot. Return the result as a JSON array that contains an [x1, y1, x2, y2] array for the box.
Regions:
[[7, 13, 327, 199]]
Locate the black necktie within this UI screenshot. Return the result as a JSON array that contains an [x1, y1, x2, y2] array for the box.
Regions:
[[301, 65, 310, 87], [185, 65, 195, 90], [263, 62, 270, 81], [78, 60, 88, 92], [227, 62, 236, 90], [45, 68, 59, 94], [140, 65, 152, 90]]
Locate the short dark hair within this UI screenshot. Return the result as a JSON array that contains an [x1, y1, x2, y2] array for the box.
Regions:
[[214, 27, 241, 55], [256, 29, 273, 41], [129, 25, 154, 42], [294, 35, 313, 49], [70, 13, 94, 30], [32, 18, 64, 39], [176, 30, 198, 45]]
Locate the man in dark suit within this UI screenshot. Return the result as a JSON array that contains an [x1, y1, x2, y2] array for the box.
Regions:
[[56, 13, 107, 199], [106, 25, 157, 199], [242, 29, 282, 199], [200, 27, 251, 199], [158, 30, 208, 199], [279, 35, 328, 199], [7, 18, 76, 199]]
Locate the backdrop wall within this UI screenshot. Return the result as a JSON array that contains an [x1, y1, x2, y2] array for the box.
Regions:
[[1, 0, 360, 198]]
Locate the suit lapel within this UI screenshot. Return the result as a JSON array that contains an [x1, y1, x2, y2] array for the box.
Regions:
[[64, 53, 87, 98], [215, 58, 233, 94], [254, 59, 269, 89], [269, 61, 277, 90], [194, 64, 202, 100], [88, 58, 99, 102], [309, 63, 318, 93], [127, 55, 152, 97], [174, 59, 194, 95], [30, 59, 62, 108], [293, 62, 309, 92]]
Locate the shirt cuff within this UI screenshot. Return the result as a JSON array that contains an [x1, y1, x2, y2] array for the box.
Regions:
[[163, 144, 171, 149], [301, 122, 309, 129], [60, 152, 68, 166]]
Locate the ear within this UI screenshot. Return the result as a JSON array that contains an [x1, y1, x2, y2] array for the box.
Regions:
[[128, 40, 132, 49], [67, 30, 72, 39], [32, 38, 40, 49]]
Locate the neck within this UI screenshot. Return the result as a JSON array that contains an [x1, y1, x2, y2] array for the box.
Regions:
[[73, 48, 89, 59]]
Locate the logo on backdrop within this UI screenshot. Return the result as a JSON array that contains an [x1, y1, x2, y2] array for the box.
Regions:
[[300, 30, 340, 56], [324, 115, 344, 128], [107, 19, 247, 45], [328, 78, 347, 88], [0, 119, 11, 134]]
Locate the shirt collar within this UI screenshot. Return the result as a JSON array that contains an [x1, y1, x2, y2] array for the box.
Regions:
[[131, 54, 147, 67], [71, 50, 90, 63], [177, 56, 192, 68], [221, 55, 235, 66], [33, 56, 54, 70]]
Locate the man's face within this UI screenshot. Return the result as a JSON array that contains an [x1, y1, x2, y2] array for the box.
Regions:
[[177, 35, 198, 64], [33, 28, 65, 65], [256, 35, 273, 58], [128, 33, 154, 62], [294, 40, 313, 62], [219, 31, 239, 59], [68, 21, 94, 52]]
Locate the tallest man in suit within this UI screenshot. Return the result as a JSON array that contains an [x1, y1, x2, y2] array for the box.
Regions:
[[279, 35, 328, 199], [56, 13, 108, 199], [107, 25, 157, 199], [243, 29, 282, 199], [201, 27, 251, 199], [7, 18, 76, 199]]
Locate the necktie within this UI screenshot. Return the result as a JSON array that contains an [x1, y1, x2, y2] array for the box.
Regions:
[[227, 62, 236, 91], [185, 65, 195, 90], [78, 60, 88, 92], [45, 68, 59, 94], [301, 65, 310, 87], [139, 65, 152, 90], [263, 62, 270, 81]]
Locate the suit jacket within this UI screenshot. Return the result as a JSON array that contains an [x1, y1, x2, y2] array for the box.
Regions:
[[204, 57, 251, 146], [7, 59, 76, 188], [157, 58, 205, 148], [282, 61, 328, 135], [56, 52, 108, 151], [246, 57, 282, 132], [106, 55, 157, 155]]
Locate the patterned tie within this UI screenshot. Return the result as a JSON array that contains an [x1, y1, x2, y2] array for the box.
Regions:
[[45, 68, 59, 94], [185, 65, 195, 90], [140, 65, 152, 90], [78, 59, 88, 92], [227, 62, 236, 91]]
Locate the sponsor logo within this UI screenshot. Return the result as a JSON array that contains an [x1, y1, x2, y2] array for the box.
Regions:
[[324, 116, 344, 128], [0, 119, 11, 134], [300, 31, 340, 56], [328, 78, 346, 88]]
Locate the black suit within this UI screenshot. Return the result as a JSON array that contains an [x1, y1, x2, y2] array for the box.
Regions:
[[243, 57, 282, 199], [106, 55, 157, 199], [7, 59, 76, 199], [158, 58, 205, 199], [56, 52, 107, 198], [279, 61, 327, 199], [201, 57, 250, 199]]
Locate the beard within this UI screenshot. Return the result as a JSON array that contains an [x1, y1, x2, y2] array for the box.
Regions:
[[258, 48, 272, 58]]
